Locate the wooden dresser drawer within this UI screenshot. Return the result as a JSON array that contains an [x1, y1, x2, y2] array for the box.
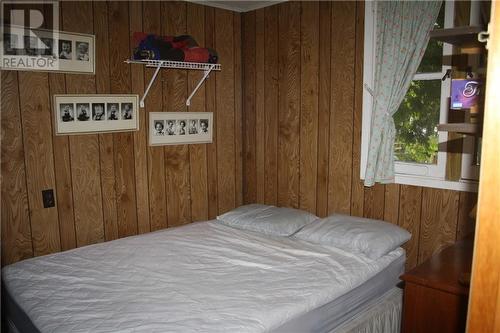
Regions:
[[402, 282, 468, 333], [400, 237, 473, 333]]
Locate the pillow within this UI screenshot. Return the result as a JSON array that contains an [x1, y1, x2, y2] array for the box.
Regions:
[[293, 214, 411, 259], [216, 204, 318, 237], [216, 204, 272, 224]]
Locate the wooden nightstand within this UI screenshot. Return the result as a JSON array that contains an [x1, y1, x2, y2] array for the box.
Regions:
[[400, 237, 474, 333]]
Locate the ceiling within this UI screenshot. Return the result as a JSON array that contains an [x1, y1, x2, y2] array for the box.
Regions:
[[187, 1, 287, 13]]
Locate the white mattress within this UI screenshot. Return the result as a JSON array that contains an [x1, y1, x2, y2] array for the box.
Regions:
[[2, 220, 405, 333], [272, 253, 404, 332]]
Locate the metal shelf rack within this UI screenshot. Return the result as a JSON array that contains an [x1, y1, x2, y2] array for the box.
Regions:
[[125, 59, 221, 107]]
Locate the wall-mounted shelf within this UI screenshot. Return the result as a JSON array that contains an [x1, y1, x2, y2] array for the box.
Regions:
[[430, 26, 484, 48], [125, 59, 221, 107], [437, 123, 480, 135]]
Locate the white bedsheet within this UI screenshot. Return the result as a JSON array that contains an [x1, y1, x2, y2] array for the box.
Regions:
[[2, 221, 404, 333]]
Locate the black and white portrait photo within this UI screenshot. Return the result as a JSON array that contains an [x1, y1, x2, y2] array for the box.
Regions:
[[154, 120, 165, 136], [40, 37, 55, 57], [24, 35, 37, 56], [92, 103, 105, 121], [199, 119, 209, 133], [60, 104, 74, 122], [148, 112, 212, 146], [59, 39, 72, 59], [165, 120, 175, 135], [107, 103, 119, 120], [54, 95, 139, 135], [3, 34, 18, 55], [121, 103, 133, 120], [2, 29, 94, 74], [76, 103, 90, 121], [188, 119, 198, 134], [76, 41, 89, 61], [177, 120, 187, 135]]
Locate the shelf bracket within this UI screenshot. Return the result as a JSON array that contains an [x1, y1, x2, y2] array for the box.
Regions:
[[125, 60, 220, 108], [478, 24, 490, 49], [140, 63, 162, 108], [186, 64, 216, 106]]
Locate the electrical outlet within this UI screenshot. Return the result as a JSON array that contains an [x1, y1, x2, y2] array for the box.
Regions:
[[42, 189, 55, 208]]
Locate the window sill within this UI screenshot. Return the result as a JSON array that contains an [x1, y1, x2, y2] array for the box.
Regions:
[[394, 173, 478, 192]]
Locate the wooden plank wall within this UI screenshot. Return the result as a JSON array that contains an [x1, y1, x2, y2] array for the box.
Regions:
[[1, 1, 242, 266], [1, 1, 479, 271], [241, 1, 478, 271]]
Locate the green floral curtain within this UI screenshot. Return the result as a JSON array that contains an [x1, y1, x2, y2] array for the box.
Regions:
[[364, 0, 442, 186]]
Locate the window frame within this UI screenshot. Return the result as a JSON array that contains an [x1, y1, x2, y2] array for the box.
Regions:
[[360, 1, 478, 192]]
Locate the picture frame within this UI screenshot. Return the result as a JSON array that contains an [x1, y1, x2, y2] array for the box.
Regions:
[[54, 94, 139, 135], [1, 25, 95, 74], [149, 112, 213, 146]]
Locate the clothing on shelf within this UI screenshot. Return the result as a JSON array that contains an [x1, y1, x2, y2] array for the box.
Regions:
[[132, 32, 218, 64]]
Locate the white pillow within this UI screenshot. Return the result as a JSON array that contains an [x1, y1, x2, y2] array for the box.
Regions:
[[217, 204, 318, 237], [293, 214, 411, 259]]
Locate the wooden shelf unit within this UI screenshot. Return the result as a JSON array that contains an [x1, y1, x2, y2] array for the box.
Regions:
[[432, 26, 487, 138], [437, 123, 480, 135], [430, 26, 484, 47]]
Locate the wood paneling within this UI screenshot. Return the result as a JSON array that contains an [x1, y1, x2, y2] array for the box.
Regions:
[[456, 192, 476, 240], [242, 11, 256, 204], [205, 7, 219, 219], [398, 185, 423, 270], [299, 2, 319, 213], [18, 72, 61, 256], [215, 9, 237, 214], [1, 72, 33, 265], [277, 2, 300, 208], [47, 5, 75, 251], [129, 1, 150, 235], [384, 184, 400, 225], [316, 1, 331, 217], [255, 9, 265, 204], [328, 1, 355, 215], [48, 73, 77, 250], [263, 6, 279, 206], [418, 189, 459, 264], [109, 1, 138, 238], [94, 1, 119, 242], [162, 2, 191, 228], [363, 183, 385, 220], [143, 1, 167, 232], [1, 1, 242, 266], [233, 13, 243, 208], [62, 1, 104, 248], [187, 3, 209, 222], [242, 1, 478, 271]]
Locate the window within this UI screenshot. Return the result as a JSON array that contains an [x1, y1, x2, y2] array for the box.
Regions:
[[361, 1, 478, 192]]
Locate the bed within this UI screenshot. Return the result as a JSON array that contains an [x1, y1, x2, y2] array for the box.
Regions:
[[2, 211, 407, 333]]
